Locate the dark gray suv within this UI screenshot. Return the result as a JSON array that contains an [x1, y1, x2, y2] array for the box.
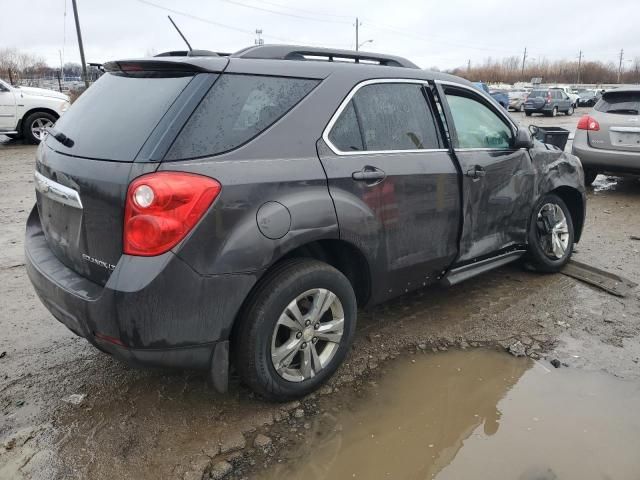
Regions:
[[25, 46, 586, 400]]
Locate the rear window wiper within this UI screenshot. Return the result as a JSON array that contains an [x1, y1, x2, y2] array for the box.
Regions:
[[606, 108, 639, 115], [46, 127, 75, 147]]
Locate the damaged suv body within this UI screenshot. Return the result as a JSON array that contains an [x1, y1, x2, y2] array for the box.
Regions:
[[25, 46, 586, 400]]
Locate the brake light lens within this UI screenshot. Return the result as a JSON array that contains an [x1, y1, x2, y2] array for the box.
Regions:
[[124, 172, 221, 256], [546, 92, 552, 104], [576, 115, 600, 131]]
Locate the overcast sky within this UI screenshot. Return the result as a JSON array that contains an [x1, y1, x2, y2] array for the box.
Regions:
[[1, 0, 639, 71]]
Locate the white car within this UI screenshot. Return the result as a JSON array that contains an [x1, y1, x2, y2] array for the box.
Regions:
[[551, 86, 580, 108], [0, 79, 71, 144]]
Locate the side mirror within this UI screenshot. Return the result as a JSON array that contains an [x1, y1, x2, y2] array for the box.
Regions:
[[513, 126, 533, 149]]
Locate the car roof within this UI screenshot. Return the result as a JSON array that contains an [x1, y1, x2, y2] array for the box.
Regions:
[[110, 44, 473, 87]]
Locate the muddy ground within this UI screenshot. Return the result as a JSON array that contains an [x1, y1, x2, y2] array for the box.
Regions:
[[1, 109, 639, 479]]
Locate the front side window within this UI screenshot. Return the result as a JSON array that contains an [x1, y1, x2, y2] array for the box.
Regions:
[[166, 74, 319, 160], [328, 83, 440, 152], [445, 93, 513, 149]]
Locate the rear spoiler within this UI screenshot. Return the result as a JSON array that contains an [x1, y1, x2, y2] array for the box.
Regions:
[[103, 60, 209, 74]]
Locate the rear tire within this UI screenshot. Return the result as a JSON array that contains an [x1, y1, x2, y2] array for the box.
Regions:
[[524, 193, 575, 273], [519, 104, 525, 112], [550, 107, 558, 117], [23, 111, 56, 144], [233, 258, 357, 401], [584, 168, 598, 186], [525, 112, 532, 117]]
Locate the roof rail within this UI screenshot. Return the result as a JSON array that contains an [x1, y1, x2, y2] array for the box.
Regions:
[[232, 45, 419, 69]]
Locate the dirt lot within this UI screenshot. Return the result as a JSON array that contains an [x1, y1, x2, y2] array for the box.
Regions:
[[1, 108, 639, 479]]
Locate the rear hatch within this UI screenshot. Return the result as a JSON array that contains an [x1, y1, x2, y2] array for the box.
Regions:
[[524, 90, 548, 109], [588, 90, 640, 152], [35, 59, 226, 285]]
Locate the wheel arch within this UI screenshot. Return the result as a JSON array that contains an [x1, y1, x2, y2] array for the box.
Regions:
[[278, 239, 372, 307], [21, 107, 60, 124], [549, 185, 585, 242]]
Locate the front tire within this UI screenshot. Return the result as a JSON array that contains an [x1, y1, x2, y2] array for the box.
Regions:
[[233, 259, 357, 401], [525, 194, 575, 273], [23, 111, 57, 144], [565, 106, 574, 116]]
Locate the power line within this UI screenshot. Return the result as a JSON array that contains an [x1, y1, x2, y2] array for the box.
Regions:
[[248, 0, 353, 20], [218, 0, 351, 24], [134, 0, 347, 47]]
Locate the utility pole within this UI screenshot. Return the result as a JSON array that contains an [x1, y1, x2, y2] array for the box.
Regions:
[[577, 50, 582, 84], [255, 29, 264, 46], [521, 47, 527, 79], [618, 48, 624, 83], [355, 17, 360, 51], [71, 0, 89, 89], [467, 59, 471, 74]]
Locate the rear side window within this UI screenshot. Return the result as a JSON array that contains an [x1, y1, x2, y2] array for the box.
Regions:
[[328, 83, 441, 152], [49, 73, 193, 161], [595, 91, 640, 114], [166, 74, 318, 159]]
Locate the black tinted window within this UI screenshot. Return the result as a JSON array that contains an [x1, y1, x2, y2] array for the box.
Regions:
[[596, 91, 640, 114], [49, 73, 193, 161], [529, 90, 546, 98], [328, 101, 363, 151], [167, 74, 318, 159], [345, 83, 439, 151]]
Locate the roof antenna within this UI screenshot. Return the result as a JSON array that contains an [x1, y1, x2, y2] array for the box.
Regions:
[[167, 15, 192, 51]]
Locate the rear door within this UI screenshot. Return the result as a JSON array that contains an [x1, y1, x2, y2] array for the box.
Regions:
[[318, 80, 461, 300], [34, 61, 226, 285], [438, 82, 534, 263], [589, 90, 640, 152]]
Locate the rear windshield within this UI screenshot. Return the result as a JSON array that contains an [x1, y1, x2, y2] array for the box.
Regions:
[[49, 73, 192, 161], [529, 90, 547, 98], [165, 74, 319, 160], [595, 91, 640, 114]]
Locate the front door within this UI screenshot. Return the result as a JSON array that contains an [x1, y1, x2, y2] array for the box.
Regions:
[[318, 80, 461, 301], [438, 82, 534, 263], [0, 82, 17, 130]]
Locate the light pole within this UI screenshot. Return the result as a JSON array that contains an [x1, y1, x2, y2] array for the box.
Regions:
[[358, 39, 373, 50]]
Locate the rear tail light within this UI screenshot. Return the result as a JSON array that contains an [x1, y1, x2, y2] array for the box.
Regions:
[[546, 92, 552, 104], [576, 115, 600, 131], [124, 172, 221, 256]]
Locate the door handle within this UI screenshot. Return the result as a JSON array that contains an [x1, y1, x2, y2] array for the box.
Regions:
[[352, 166, 386, 185], [465, 165, 486, 180]]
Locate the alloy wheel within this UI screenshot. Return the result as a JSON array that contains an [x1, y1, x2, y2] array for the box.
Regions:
[[271, 288, 344, 382], [536, 203, 570, 259], [30, 117, 53, 141]]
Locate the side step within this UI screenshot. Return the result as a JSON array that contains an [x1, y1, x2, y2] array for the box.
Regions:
[[440, 250, 526, 287], [0, 131, 18, 135]]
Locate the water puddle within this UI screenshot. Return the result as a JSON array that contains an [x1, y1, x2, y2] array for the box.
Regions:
[[260, 349, 640, 480]]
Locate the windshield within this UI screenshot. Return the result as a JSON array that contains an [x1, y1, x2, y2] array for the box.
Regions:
[[595, 91, 640, 114], [47, 72, 194, 161]]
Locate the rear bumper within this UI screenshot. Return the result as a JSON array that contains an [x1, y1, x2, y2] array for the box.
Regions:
[[25, 206, 257, 370], [524, 105, 553, 113], [572, 131, 640, 174]]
